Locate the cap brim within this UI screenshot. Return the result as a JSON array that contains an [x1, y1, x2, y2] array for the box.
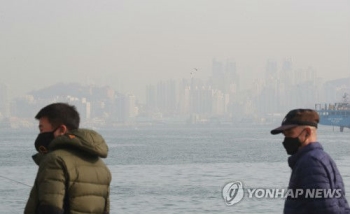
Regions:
[[270, 124, 298, 135]]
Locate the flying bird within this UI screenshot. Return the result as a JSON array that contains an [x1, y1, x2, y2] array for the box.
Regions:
[[191, 68, 198, 76]]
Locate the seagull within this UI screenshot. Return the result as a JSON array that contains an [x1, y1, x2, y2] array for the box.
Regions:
[[191, 68, 198, 76]]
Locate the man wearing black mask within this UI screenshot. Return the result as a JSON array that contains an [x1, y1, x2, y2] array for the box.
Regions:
[[24, 103, 111, 214], [271, 109, 350, 214]]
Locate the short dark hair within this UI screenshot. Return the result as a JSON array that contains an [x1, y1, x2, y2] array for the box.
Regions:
[[35, 103, 80, 130]]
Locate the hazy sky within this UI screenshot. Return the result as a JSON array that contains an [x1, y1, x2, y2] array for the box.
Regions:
[[1, 0, 349, 100]]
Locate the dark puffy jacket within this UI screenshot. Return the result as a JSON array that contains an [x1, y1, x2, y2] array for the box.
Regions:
[[24, 129, 111, 214], [284, 142, 350, 214]]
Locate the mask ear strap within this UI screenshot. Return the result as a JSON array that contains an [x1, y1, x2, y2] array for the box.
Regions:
[[51, 126, 60, 132], [297, 129, 306, 138]]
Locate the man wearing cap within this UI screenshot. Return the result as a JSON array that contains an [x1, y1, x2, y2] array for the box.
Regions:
[[271, 109, 350, 214]]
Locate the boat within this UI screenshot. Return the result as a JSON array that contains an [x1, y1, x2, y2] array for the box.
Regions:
[[315, 93, 350, 132]]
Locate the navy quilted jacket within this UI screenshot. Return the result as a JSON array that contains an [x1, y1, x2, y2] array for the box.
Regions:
[[284, 142, 350, 214]]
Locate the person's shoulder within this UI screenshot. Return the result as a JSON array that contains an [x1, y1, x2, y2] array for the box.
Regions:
[[40, 149, 75, 165], [297, 146, 324, 164], [309, 147, 328, 159], [37, 152, 65, 171], [301, 145, 335, 168]]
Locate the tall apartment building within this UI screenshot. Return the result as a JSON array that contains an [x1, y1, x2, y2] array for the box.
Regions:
[[116, 94, 138, 122], [189, 86, 212, 115], [212, 90, 229, 116], [146, 85, 157, 112], [211, 58, 240, 94], [156, 80, 177, 115]]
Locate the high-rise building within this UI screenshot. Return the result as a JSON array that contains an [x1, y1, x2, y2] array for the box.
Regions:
[[278, 58, 293, 110], [212, 58, 224, 76], [225, 59, 237, 75], [178, 79, 191, 115], [211, 58, 240, 94], [146, 80, 178, 116], [156, 80, 177, 115], [116, 94, 138, 122], [212, 90, 227, 116], [189, 86, 212, 114], [280, 58, 293, 86], [265, 59, 278, 82], [146, 85, 157, 112]]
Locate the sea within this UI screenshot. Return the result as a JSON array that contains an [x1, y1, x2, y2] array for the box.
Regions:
[[1, 123, 350, 214]]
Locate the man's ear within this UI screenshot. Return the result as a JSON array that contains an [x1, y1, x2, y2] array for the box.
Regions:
[[59, 125, 68, 135], [305, 128, 311, 137]]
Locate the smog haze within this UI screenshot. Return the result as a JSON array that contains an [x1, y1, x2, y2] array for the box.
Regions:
[[0, 0, 349, 100]]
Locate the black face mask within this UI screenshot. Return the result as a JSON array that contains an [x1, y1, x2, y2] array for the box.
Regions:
[[282, 130, 305, 155], [34, 127, 59, 154]]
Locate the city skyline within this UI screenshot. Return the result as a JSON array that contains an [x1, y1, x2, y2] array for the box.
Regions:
[[1, 56, 349, 102], [1, 58, 349, 124]]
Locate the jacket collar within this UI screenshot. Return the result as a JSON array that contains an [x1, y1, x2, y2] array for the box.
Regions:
[[32, 153, 45, 166], [288, 142, 322, 168]]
